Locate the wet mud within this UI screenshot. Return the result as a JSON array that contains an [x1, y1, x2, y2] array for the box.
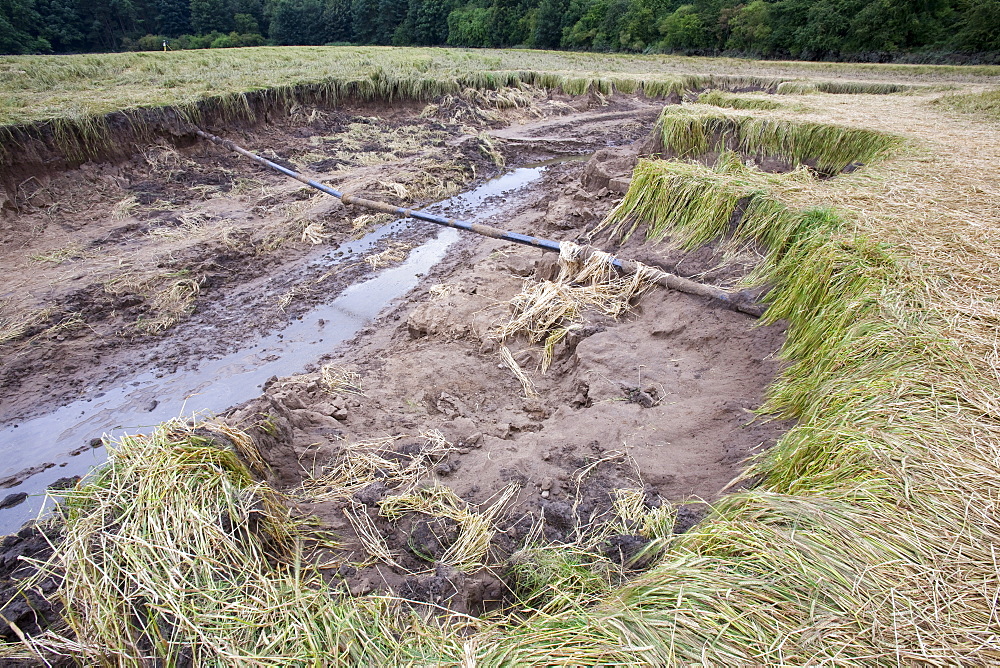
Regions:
[[1, 90, 789, 622]]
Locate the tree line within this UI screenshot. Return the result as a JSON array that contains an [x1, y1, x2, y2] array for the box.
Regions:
[[2, 0, 998, 60]]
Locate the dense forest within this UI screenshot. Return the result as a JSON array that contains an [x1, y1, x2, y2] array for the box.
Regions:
[[2, 0, 999, 60]]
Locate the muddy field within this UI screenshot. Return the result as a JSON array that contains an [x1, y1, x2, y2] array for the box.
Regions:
[[0, 89, 789, 619]]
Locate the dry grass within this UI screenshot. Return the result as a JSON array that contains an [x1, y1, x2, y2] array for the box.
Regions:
[[491, 243, 657, 375], [300, 430, 455, 502], [379, 483, 518, 572], [0, 303, 54, 346], [464, 92, 1000, 664], [28, 244, 88, 264], [932, 88, 1000, 121], [104, 272, 203, 335], [363, 242, 410, 270], [319, 363, 364, 396]]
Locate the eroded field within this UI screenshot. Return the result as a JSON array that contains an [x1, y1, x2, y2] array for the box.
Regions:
[[0, 56, 998, 664]]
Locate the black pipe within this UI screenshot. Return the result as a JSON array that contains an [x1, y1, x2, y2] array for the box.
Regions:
[[194, 128, 765, 317], [194, 129, 562, 254]]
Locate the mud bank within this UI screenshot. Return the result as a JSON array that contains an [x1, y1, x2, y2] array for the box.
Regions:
[[0, 91, 658, 527], [1, 90, 788, 629]]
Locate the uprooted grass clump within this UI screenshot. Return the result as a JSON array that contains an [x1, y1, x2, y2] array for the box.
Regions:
[[597, 155, 816, 252], [652, 106, 904, 175], [776, 80, 920, 95], [9, 421, 355, 663], [0, 420, 680, 664], [103, 273, 203, 335]]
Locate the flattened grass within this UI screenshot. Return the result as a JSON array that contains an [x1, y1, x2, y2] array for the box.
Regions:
[[932, 88, 1000, 121], [698, 89, 784, 110], [5, 61, 1000, 666], [653, 106, 905, 174], [0, 47, 990, 168]]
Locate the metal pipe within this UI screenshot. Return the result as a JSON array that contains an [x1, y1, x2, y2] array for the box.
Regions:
[[194, 128, 765, 317]]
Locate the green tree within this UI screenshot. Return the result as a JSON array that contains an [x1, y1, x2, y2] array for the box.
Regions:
[[322, 0, 352, 41], [0, 0, 51, 53], [190, 0, 234, 33], [951, 0, 1000, 51], [658, 3, 706, 49], [155, 0, 191, 36], [446, 3, 491, 45], [350, 0, 378, 42], [726, 0, 771, 53], [848, 0, 948, 52], [374, 0, 407, 42], [269, 0, 326, 43], [562, 0, 608, 48], [35, 0, 85, 50], [413, 0, 454, 44], [532, 0, 566, 47], [233, 11, 258, 31]]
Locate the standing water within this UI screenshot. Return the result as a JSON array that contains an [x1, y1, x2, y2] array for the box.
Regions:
[[0, 161, 571, 533]]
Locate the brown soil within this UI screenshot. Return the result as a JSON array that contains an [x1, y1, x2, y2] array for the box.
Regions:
[[223, 128, 788, 611], [0, 90, 788, 619]]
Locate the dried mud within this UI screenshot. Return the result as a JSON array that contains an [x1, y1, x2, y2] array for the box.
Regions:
[[0, 90, 789, 625]]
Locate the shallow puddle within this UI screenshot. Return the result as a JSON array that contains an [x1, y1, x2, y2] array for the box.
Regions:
[[0, 162, 563, 533]]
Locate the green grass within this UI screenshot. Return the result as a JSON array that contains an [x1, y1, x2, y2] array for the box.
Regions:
[[2, 48, 994, 130], [3, 52, 998, 665], [697, 89, 784, 110], [11, 193, 998, 661], [473, 147, 999, 663], [777, 79, 922, 95], [651, 106, 905, 174]]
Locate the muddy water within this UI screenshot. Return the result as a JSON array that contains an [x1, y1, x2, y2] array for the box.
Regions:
[[0, 162, 564, 534]]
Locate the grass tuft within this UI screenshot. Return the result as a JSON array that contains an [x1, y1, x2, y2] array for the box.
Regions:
[[651, 106, 904, 175], [697, 90, 783, 110]]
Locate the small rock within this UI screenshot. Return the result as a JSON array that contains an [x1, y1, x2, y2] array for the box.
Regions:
[[88, 437, 103, 448], [504, 254, 536, 277], [144, 399, 159, 412], [0, 493, 28, 510], [540, 477, 553, 491], [47, 476, 80, 491], [540, 490, 550, 499], [349, 577, 373, 596]]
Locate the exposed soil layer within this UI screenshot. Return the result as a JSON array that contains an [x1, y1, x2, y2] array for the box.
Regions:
[[222, 136, 788, 610], [0, 90, 789, 621]]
